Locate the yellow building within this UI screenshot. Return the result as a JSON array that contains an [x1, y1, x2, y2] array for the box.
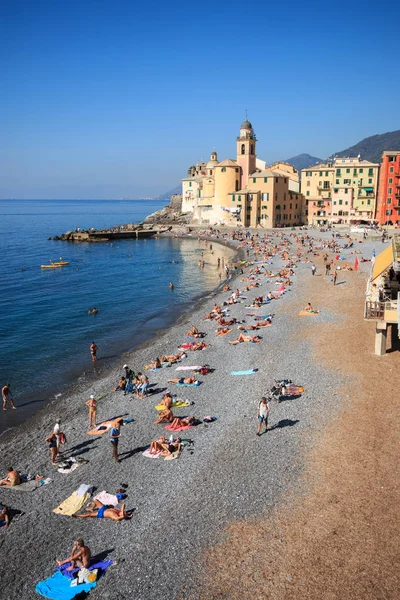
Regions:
[[182, 119, 304, 227], [301, 157, 380, 225]]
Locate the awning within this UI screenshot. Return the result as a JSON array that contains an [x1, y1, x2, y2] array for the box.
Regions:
[[364, 187, 373, 191], [371, 243, 394, 281]]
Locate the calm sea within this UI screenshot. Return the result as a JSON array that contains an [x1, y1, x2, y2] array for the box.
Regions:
[[0, 199, 235, 433]]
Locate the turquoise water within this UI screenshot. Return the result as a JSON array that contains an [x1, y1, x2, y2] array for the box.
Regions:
[[0, 200, 234, 432]]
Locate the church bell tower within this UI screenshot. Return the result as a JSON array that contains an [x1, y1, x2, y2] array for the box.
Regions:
[[236, 114, 257, 187]]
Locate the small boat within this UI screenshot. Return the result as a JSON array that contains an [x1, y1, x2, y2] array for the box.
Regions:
[[51, 260, 70, 266], [41, 264, 60, 269]]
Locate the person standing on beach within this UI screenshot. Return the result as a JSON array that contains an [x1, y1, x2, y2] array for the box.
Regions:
[[2, 384, 16, 410], [257, 397, 270, 436], [90, 341, 98, 362], [311, 264, 316, 276], [109, 418, 123, 463], [333, 270, 338, 285], [325, 261, 331, 276], [85, 395, 97, 429]]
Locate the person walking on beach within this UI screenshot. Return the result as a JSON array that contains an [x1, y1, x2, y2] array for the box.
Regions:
[[110, 418, 123, 463], [325, 261, 331, 276], [257, 397, 270, 436], [333, 270, 338, 286], [2, 384, 16, 411], [90, 341, 98, 362], [85, 395, 97, 429], [311, 264, 316, 276]]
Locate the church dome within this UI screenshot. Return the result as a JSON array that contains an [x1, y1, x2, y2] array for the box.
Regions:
[[241, 119, 252, 129]]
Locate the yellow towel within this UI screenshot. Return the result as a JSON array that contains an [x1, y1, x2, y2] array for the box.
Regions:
[[155, 401, 189, 411], [53, 490, 89, 516], [298, 310, 319, 317]]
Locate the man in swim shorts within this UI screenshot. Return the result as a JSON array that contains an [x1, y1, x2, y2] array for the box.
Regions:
[[56, 538, 91, 570], [2, 384, 16, 410], [72, 499, 132, 521], [257, 397, 269, 436], [90, 341, 98, 362]]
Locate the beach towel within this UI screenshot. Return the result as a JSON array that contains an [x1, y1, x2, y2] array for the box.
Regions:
[[165, 424, 194, 432], [1, 478, 51, 492], [142, 449, 161, 459], [53, 490, 90, 516], [155, 400, 189, 411], [88, 419, 118, 436], [93, 491, 120, 506], [231, 369, 258, 375], [58, 559, 113, 580], [176, 381, 200, 387], [175, 366, 201, 371], [298, 310, 319, 316], [147, 367, 161, 372], [35, 570, 97, 600]]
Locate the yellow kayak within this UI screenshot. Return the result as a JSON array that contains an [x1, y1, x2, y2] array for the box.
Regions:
[[51, 260, 70, 266], [41, 264, 60, 269]]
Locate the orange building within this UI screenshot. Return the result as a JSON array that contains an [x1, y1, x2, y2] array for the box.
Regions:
[[376, 151, 400, 225]]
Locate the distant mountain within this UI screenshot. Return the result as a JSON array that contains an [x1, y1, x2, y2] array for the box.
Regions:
[[154, 185, 181, 200], [331, 130, 400, 164], [283, 153, 323, 171]]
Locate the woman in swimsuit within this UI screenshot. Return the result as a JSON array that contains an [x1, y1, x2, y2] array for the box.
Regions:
[[85, 395, 97, 429], [169, 416, 197, 430]]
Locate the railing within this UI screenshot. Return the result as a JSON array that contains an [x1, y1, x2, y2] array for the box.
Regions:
[[365, 301, 384, 320]]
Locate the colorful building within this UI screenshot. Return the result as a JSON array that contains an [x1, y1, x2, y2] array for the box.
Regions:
[[181, 119, 304, 227], [301, 157, 380, 225], [376, 151, 400, 225]]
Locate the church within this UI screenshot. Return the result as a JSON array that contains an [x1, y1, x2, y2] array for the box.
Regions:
[[181, 119, 305, 227]]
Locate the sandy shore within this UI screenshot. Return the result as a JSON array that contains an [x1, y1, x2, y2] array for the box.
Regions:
[[0, 229, 395, 600]]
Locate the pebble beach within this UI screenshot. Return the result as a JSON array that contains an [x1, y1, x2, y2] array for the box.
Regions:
[[0, 228, 388, 599]]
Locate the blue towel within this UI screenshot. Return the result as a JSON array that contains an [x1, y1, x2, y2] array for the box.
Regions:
[[177, 381, 201, 387], [35, 571, 96, 599], [231, 369, 258, 375]]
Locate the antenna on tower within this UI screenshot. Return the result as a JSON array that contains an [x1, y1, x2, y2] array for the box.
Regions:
[[245, 108, 248, 120]]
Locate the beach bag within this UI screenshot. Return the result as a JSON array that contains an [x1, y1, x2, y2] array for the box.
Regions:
[[59, 432, 66, 445]]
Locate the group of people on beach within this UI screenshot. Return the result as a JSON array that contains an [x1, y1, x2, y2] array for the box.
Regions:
[[1, 226, 362, 598]]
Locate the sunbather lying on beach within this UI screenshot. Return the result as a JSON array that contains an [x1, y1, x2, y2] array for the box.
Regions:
[[186, 325, 205, 338], [73, 499, 132, 521], [149, 436, 182, 457], [238, 324, 259, 331], [167, 376, 197, 385], [180, 341, 208, 351], [149, 436, 167, 455], [0, 467, 21, 487], [229, 333, 261, 345], [154, 408, 174, 424], [216, 327, 232, 336], [218, 317, 237, 326], [144, 357, 161, 370], [169, 416, 199, 430], [160, 352, 186, 364]]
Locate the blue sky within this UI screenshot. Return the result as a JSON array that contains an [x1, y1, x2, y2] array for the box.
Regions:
[[0, 0, 398, 199]]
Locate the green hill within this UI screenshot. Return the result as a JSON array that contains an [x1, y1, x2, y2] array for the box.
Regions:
[[332, 130, 400, 163]]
